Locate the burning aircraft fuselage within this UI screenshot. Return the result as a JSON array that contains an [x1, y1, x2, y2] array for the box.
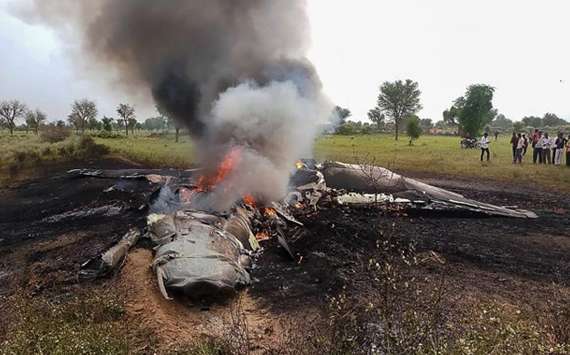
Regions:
[[77, 158, 536, 301]]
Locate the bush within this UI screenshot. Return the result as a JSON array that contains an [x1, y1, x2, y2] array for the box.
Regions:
[[93, 131, 123, 139], [406, 116, 423, 145], [40, 126, 71, 143], [77, 135, 110, 156], [13, 150, 40, 163]]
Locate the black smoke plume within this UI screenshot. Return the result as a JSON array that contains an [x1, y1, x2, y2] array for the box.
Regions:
[[24, 0, 333, 210]]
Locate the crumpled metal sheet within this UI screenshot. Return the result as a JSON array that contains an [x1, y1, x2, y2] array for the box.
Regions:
[[149, 210, 254, 301], [42, 204, 124, 223], [322, 162, 537, 219], [68, 168, 201, 181], [80, 228, 141, 281]]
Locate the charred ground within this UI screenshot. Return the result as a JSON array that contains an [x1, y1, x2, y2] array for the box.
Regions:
[[1, 159, 569, 353]]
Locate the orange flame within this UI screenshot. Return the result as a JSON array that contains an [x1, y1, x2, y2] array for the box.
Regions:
[[193, 147, 259, 208], [255, 231, 270, 241], [243, 194, 256, 207], [196, 148, 241, 192], [263, 207, 277, 218]]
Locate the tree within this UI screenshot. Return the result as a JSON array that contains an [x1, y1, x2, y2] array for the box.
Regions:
[[521, 116, 543, 128], [25, 109, 47, 135], [143, 117, 168, 131], [0, 100, 27, 135], [406, 115, 423, 145], [157, 104, 183, 142], [375, 79, 422, 140], [434, 121, 447, 130], [87, 116, 101, 131], [117, 103, 136, 136], [419, 118, 433, 132], [128, 117, 138, 135], [442, 108, 458, 127], [367, 108, 385, 130], [543, 113, 567, 127], [101, 116, 114, 132], [69, 99, 97, 134], [334, 106, 352, 126], [491, 114, 513, 130], [452, 84, 495, 138], [513, 121, 524, 133]]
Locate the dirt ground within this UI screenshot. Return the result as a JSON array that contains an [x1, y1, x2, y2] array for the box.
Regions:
[[1, 158, 569, 350]]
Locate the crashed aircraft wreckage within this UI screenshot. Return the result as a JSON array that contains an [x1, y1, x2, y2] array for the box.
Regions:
[[75, 161, 537, 301]]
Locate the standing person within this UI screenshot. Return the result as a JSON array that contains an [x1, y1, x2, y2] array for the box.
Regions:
[[551, 134, 557, 164], [480, 132, 491, 162], [542, 133, 551, 164], [494, 131, 499, 141], [515, 133, 526, 164], [532, 129, 542, 164], [566, 134, 570, 168], [554, 133, 564, 165], [522, 133, 529, 157], [510, 132, 518, 163]]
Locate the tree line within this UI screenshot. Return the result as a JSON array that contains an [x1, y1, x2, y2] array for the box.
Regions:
[[0, 99, 185, 142], [335, 81, 569, 140]]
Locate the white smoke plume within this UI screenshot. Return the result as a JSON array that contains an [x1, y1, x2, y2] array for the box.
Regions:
[[199, 81, 332, 210]]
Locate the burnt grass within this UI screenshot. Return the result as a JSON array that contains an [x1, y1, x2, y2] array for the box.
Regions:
[[1, 158, 569, 350], [251, 179, 570, 311]]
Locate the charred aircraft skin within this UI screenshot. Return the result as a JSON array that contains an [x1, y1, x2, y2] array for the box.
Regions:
[[75, 160, 537, 301], [149, 211, 254, 301], [318, 162, 537, 219]]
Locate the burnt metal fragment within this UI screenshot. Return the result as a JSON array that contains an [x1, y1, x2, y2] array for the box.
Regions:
[[79, 228, 141, 281]]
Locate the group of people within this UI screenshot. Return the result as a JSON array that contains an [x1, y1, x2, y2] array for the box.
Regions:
[[507, 129, 570, 165], [477, 130, 570, 166]]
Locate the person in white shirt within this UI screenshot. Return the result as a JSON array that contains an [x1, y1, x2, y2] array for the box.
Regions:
[[550, 135, 557, 164], [554, 133, 564, 165], [480, 132, 490, 162], [515, 133, 525, 164], [541, 133, 551, 164]]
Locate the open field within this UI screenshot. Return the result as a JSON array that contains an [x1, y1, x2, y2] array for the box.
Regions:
[[0, 133, 110, 186], [92, 134, 195, 169], [316, 134, 570, 192], [93, 133, 570, 192], [3, 132, 568, 191]]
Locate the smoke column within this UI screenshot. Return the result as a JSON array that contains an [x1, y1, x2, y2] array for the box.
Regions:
[[25, 0, 334, 210]]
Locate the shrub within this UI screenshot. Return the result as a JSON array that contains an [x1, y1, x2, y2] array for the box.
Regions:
[[40, 126, 71, 143], [77, 135, 110, 156], [13, 150, 40, 163], [41, 146, 52, 156], [94, 131, 123, 139]]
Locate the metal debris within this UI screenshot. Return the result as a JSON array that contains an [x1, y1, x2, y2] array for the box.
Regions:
[[321, 161, 537, 219], [149, 210, 254, 301], [42, 204, 124, 223], [71, 159, 539, 301], [79, 228, 141, 281]]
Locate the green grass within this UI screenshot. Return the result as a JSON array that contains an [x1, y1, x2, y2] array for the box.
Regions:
[[0, 133, 109, 186], [315, 134, 570, 192], [98, 133, 570, 192], [2, 132, 569, 192], [1, 291, 129, 355], [92, 134, 195, 169]]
